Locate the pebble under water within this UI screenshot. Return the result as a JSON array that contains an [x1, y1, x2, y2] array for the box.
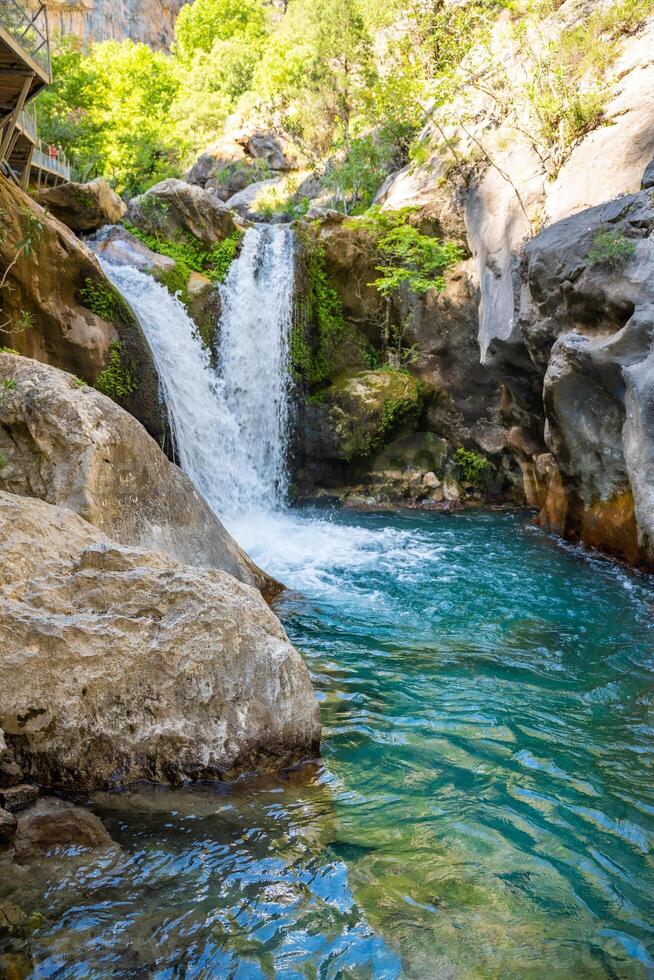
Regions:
[[3, 508, 654, 978]]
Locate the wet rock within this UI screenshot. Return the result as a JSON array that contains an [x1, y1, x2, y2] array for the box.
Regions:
[[0, 176, 165, 446], [0, 809, 17, 845], [127, 178, 238, 245], [443, 474, 462, 503], [88, 225, 176, 273], [0, 353, 277, 597], [0, 786, 38, 814], [36, 178, 126, 234], [305, 369, 423, 465], [0, 491, 321, 790], [13, 798, 113, 856]]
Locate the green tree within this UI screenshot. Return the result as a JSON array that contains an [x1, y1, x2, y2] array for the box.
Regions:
[[38, 39, 181, 193]]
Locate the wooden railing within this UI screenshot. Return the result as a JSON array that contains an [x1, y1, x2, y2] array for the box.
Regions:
[[0, 0, 51, 76], [16, 105, 37, 142], [32, 142, 72, 182]]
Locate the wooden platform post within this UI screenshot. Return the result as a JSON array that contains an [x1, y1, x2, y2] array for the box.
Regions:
[[0, 74, 33, 161], [21, 143, 34, 189]]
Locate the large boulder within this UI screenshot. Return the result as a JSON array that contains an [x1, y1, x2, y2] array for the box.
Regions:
[[127, 178, 238, 245], [225, 177, 284, 220], [36, 178, 127, 234], [0, 353, 278, 597], [305, 369, 423, 465], [0, 491, 321, 789], [0, 176, 166, 446]]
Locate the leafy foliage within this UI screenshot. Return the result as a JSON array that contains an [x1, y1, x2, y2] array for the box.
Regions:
[[291, 229, 347, 385], [124, 224, 243, 284], [454, 448, 490, 488], [587, 228, 637, 269], [354, 208, 464, 296], [95, 342, 137, 399], [78, 276, 132, 324], [37, 39, 180, 193]]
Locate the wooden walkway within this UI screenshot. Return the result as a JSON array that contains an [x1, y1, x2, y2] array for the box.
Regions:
[[0, 2, 65, 189]]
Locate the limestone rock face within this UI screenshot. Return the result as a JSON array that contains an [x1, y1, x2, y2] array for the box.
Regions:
[[0, 176, 166, 446], [46, 0, 187, 50], [0, 353, 278, 597], [0, 491, 321, 790], [127, 179, 238, 245], [372, 4, 654, 564], [36, 178, 126, 234], [520, 189, 654, 567], [225, 178, 284, 220]]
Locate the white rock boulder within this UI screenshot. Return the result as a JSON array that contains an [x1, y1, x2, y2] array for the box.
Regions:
[[0, 491, 321, 790]]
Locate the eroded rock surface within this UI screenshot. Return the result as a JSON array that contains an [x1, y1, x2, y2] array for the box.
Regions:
[[0, 491, 321, 790], [520, 189, 654, 567], [36, 179, 126, 234], [0, 353, 277, 596]]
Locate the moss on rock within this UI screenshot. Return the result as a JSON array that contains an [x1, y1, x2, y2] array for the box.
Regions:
[[313, 368, 423, 462]]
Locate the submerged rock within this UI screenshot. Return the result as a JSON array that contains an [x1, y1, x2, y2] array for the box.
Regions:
[[13, 799, 113, 856], [0, 809, 17, 845], [0, 491, 321, 790], [0, 353, 277, 597], [0, 786, 38, 814], [36, 178, 126, 234], [127, 178, 238, 244]]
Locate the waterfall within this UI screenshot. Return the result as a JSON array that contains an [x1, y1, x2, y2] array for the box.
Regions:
[[218, 225, 295, 507], [100, 224, 295, 523]]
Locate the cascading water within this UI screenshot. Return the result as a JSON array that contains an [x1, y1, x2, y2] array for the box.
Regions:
[[100, 223, 295, 526], [217, 223, 295, 509]]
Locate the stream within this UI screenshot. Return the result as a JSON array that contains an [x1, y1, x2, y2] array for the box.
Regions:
[[5, 506, 654, 977], [4, 227, 652, 978]]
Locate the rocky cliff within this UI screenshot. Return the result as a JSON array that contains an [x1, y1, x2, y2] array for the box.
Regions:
[[47, 0, 188, 50], [314, 0, 654, 566]]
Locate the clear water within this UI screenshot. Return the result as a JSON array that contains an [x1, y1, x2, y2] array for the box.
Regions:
[[4, 508, 654, 978]]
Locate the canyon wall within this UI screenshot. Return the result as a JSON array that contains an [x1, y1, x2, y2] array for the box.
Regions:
[[47, 0, 188, 50]]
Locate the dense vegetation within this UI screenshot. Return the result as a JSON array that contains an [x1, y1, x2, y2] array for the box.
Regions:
[[37, 0, 510, 195]]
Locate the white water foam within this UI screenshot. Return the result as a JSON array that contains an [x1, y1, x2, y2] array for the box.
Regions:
[[102, 225, 423, 591]]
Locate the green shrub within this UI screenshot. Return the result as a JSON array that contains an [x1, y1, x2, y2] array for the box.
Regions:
[[454, 448, 490, 488], [0, 450, 7, 469], [291, 228, 347, 385], [124, 223, 243, 285], [352, 207, 464, 297], [587, 228, 636, 269], [154, 263, 191, 304], [95, 341, 137, 399]]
